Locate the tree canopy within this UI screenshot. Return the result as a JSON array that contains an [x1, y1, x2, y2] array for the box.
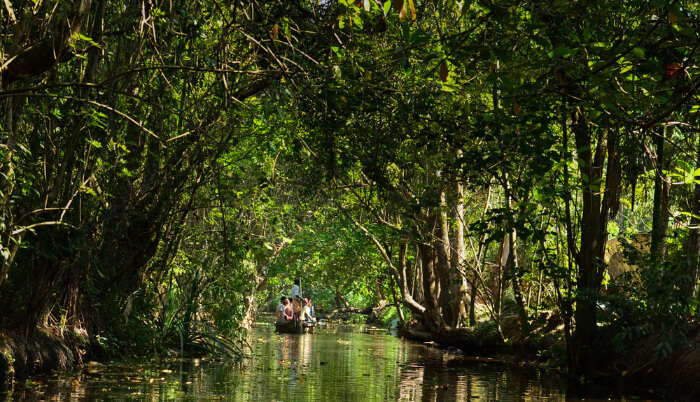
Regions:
[[1, 0, 699, 385]]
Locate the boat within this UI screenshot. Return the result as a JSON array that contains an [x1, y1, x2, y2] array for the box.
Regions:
[[275, 319, 315, 334]]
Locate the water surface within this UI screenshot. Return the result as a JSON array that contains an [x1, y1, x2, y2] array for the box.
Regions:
[[8, 322, 574, 401]]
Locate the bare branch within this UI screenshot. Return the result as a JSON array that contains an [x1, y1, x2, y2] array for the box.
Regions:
[[12, 221, 78, 236], [2, 0, 17, 25]]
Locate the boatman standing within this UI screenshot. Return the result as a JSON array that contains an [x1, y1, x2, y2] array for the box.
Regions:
[[291, 279, 300, 299]]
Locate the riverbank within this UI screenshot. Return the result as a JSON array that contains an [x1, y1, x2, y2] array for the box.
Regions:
[[0, 326, 89, 391], [398, 316, 700, 401]]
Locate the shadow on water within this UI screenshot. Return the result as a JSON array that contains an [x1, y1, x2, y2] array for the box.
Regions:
[[3, 321, 658, 401]]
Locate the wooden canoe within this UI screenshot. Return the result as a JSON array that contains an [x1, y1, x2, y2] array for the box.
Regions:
[[275, 319, 315, 334]]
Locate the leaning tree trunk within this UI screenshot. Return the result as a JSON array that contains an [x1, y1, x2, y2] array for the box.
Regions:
[[241, 275, 268, 329]]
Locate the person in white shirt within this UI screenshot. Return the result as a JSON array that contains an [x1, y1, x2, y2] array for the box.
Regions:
[[291, 279, 300, 299], [302, 298, 316, 323], [306, 298, 315, 319], [276, 297, 287, 321]]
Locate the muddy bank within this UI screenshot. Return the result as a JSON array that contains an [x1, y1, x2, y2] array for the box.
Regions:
[[618, 326, 700, 400], [399, 311, 565, 357], [0, 327, 89, 390], [399, 316, 700, 400]]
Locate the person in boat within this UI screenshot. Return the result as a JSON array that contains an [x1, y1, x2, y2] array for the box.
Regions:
[[276, 296, 287, 321], [283, 297, 294, 321], [306, 297, 315, 318], [302, 298, 316, 323], [276, 297, 293, 325], [291, 295, 302, 320]]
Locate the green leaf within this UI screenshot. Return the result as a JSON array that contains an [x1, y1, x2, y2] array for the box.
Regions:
[[553, 46, 572, 58], [86, 139, 103, 148]]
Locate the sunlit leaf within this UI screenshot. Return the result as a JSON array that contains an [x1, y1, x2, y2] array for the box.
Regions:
[[408, 0, 416, 21]]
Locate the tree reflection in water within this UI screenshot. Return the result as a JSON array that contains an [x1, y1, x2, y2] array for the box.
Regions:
[[7, 323, 568, 401]]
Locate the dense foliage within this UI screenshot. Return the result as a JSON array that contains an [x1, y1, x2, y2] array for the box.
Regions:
[[1, 0, 699, 384]]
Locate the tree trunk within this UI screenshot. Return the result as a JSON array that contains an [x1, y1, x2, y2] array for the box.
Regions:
[[436, 191, 455, 326], [571, 109, 620, 378], [503, 176, 527, 331], [397, 241, 426, 316], [413, 245, 424, 304], [685, 132, 700, 301], [0, 93, 19, 289], [450, 175, 468, 327], [469, 279, 477, 326], [1, 0, 94, 85], [241, 275, 268, 329], [495, 233, 509, 319], [651, 127, 671, 261], [508, 229, 528, 332], [419, 238, 444, 332]]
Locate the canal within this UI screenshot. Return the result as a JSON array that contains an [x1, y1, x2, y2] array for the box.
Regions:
[[6, 322, 588, 401]]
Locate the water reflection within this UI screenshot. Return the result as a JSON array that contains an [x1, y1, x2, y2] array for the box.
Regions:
[[5, 323, 572, 401], [395, 340, 567, 402]]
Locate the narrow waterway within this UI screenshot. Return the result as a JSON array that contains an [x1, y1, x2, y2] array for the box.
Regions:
[[8, 322, 578, 401]]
